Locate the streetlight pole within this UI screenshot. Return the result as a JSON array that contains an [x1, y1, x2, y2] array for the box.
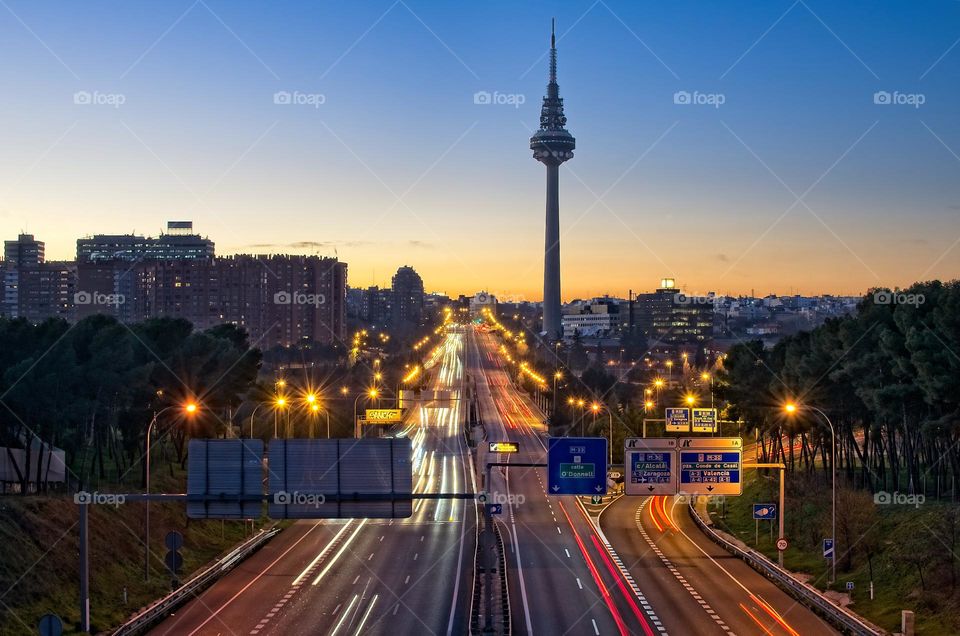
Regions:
[[785, 402, 836, 585], [809, 405, 837, 586], [145, 403, 196, 581], [248, 402, 265, 439]]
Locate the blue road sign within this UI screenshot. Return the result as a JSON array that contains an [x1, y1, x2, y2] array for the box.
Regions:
[[678, 438, 742, 495], [488, 503, 503, 515], [846, 581, 855, 590], [548, 437, 607, 495], [665, 408, 691, 432], [823, 538, 835, 559], [753, 503, 777, 520]]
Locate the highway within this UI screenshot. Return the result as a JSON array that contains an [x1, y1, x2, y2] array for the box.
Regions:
[[151, 329, 476, 636], [598, 486, 839, 634], [469, 328, 664, 635]]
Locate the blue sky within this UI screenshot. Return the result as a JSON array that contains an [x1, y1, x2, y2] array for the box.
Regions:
[[0, 0, 958, 299]]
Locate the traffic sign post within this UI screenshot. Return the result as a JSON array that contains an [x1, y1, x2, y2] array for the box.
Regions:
[[548, 437, 607, 495], [753, 503, 777, 520], [665, 408, 691, 433], [678, 437, 742, 496], [823, 538, 834, 560], [691, 408, 718, 433], [624, 438, 677, 496]]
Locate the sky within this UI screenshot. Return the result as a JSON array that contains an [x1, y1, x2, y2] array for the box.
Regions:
[[0, 0, 958, 301]]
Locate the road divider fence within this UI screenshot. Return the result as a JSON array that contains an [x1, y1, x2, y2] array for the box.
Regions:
[[113, 526, 280, 635], [687, 502, 883, 635]]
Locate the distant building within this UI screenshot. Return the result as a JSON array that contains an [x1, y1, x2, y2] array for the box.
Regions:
[[130, 255, 347, 348], [562, 301, 620, 340], [76, 221, 214, 262], [391, 266, 424, 327], [634, 278, 713, 347], [2, 234, 75, 321]]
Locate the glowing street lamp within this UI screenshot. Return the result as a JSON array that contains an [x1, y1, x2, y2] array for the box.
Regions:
[[145, 400, 198, 581], [784, 401, 836, 584]]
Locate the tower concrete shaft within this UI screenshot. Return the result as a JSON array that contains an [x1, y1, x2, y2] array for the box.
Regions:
[[530, 19, 574, 340]]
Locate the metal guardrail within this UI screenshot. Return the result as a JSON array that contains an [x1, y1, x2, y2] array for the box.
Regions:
[[113, 526, 281, 635], [687, 503, 884, 636]]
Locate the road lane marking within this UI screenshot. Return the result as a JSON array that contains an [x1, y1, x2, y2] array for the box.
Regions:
[[565, 548, 571, 558], [577, 577, 583, 589], [592, 618, 600, 635], [292, 521, 353, 586], [188, 522, 325, 636], [312, 519, 368, 585], [634, 502, 731, 633], [329, 594, 359, 636], [353, 594, 378, 634]]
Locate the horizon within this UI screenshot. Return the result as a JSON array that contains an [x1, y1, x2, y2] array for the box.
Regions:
[[1, 1, 958, 299]]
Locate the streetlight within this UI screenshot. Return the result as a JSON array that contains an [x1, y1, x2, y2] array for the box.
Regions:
[[701, 372, 714, 408], [354, 388, 379, 438], [145, 401, 198, 581], [274, 396, 288, 438], [685, 394, 696, 406], [785, 401, 837, 585], [552, 371, 563, 416]]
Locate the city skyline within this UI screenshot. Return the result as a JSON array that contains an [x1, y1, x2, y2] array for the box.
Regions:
[[1, 1, 958, 300]]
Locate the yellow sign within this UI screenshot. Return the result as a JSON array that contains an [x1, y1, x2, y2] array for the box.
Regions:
[[365, 409, 403, 424], [489, 442, 520, 453]]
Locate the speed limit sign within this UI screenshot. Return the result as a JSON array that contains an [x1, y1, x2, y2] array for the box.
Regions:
[[776, 537, 789, 551]]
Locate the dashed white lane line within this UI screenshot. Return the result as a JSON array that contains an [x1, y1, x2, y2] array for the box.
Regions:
[[635, 502, 733, 634], [565, 548, 571, 558], [576, 577, 583, 590], [592, 618, 600, 635], [592, 516, 668, 634]]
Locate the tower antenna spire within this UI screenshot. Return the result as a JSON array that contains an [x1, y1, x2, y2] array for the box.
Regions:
[[549, 18, 557, 84], [530, 21, 575, 341]]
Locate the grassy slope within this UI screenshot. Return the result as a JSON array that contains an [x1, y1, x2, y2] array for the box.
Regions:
[[0, 467, 271, 635], [708, 474, 957, 635]]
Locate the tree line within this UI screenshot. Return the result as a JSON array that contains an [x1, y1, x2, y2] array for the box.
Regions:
[[719, 280, 960, 498], [0, 315, 260, 492]]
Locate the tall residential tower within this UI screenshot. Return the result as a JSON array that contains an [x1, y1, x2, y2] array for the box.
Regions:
[[530, 20, 575, 340]]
